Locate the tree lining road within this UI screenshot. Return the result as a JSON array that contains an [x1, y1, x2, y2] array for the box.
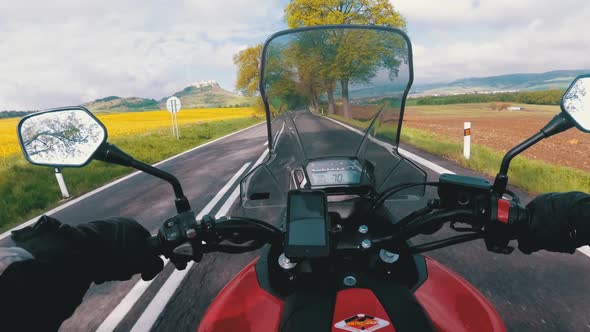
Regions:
[[1, 117, 589, 331]]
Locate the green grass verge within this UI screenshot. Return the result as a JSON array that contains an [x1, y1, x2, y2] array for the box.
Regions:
[[401, 126, 590, 194], [0, 117, 261, 232]]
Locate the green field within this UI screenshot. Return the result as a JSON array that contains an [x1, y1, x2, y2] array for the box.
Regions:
[[407, 89, 565, 106], [0, 117, 260, 232], [400, 127, 590, 194], [327, 113, 590, 194]]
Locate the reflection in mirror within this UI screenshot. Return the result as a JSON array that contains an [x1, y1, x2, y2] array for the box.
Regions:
[[562, 76, 590, 132], [18, 108, 106, 166]]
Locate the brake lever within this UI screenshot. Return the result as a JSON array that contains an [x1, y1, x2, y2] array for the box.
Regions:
[[408, 232, 484, 254], [450, 221, 482, 232], [147, 231, 197, 270], [484, 238, 514, 254]]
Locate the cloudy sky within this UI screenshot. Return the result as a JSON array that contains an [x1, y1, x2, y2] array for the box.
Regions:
[[1, 0, 589, 110]]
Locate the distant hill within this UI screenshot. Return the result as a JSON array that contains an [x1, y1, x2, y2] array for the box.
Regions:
[[83, 81, 254, 113], [0, 110, 37, 119], [160, 81, 254, 109], [83, 96, 160, 113], [413, 69, 590, 96]]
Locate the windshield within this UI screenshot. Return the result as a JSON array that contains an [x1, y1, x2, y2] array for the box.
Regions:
[[241, 25, 425, 208]]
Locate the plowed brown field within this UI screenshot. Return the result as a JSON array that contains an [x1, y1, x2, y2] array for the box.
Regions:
[[403, 103, 590, 172]]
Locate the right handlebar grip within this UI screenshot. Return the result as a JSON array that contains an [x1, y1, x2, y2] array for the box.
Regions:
[[148, 235, 164, 256]]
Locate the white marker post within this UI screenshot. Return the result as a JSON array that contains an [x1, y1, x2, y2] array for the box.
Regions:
[[463, 122, 471, 159], [54, 168, 70, 199], [166, 97, 182, 139]]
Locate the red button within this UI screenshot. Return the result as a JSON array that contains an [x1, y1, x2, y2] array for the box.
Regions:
[[497, 199, 510, 224]]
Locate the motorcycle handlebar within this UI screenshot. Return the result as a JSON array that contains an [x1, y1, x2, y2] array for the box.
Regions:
[[147, 193, 529, 264], [146, 215, 282, 264], [214, 217, 282, 240]]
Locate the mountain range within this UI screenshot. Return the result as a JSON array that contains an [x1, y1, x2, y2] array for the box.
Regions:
[[3, 69, 588, 116], [83, 81, 254, 113], [412, 69, 589, 96]]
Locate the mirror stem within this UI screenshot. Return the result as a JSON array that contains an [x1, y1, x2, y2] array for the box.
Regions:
[[93, 143, 192, 212], [493, 113, 574, 194]]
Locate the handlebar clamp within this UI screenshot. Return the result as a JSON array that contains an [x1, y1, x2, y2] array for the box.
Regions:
[[156, 210, 203, 268]]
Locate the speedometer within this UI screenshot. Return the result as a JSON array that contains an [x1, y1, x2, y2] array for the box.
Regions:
[[306, 159, 363, 186]]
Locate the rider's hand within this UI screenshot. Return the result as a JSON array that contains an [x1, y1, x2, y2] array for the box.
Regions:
[[518, 192, 590, 254], [11, 216, 164, 283]]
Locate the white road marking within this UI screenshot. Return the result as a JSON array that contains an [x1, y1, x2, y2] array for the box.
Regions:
[[213, 131, 270, 220], [95, 259, 170, 332], [0, 122, 264, 241], [272, 121, 285, 148], [397, 148, 455, 175], [253, 146, 270, 168], [128, 146, 267, 332], [95, 161, 253, 332], [216, 147, 270, 218], [578, 246, 590, 257], [321, 115, 590, 258], [195, 162, 251, 220], [319, 115, 363, 134], [321, 115, 455, 174], [130, 261, 196, 332], [215, 186, 240, 218]]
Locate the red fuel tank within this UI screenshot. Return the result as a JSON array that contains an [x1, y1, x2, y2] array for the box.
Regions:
[[198, 256, 505, 332]]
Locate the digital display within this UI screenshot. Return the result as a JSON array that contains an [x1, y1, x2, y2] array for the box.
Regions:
[[288, 220, 327, 245], [288, 194, 326, 245], [285, 190, 330, 258], [307, 159, 362, 186]]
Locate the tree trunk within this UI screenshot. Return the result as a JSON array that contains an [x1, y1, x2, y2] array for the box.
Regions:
[[327, 86, 335, 115], [310, 87, 321, 112], [341, 78, 351, 118]]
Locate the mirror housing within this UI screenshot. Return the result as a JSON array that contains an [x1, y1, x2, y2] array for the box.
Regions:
[[17, 106, 107, 167], [17, 106, 192, 213], [561, 74, 590, 133]]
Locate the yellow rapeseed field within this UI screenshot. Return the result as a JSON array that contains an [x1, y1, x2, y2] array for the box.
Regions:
[[0, 117, 20, 159], [0, 107, 258, 159]]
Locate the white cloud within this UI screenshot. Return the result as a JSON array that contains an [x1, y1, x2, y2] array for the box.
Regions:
[[0, 0, 285, 110], [395, 0, 582, 26], [3, 0, 589, 110], [394, 0, 590, 83]]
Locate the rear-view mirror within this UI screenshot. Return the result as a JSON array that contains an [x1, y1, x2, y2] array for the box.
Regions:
[[561, 74, 590, 133], [17, 106, 107, 167]]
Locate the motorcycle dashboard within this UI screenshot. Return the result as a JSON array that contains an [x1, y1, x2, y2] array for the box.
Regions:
[[306, 158, 363, 187]]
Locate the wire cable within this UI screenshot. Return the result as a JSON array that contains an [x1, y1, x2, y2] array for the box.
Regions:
[[373, 182, 439, 210]]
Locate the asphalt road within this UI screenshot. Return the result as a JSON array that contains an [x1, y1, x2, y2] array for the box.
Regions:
[[2, 116, 590, 332]]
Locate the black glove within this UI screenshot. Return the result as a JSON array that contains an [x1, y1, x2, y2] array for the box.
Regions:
[[518, 192, 590, 254], [11, 216, 164, 283]]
